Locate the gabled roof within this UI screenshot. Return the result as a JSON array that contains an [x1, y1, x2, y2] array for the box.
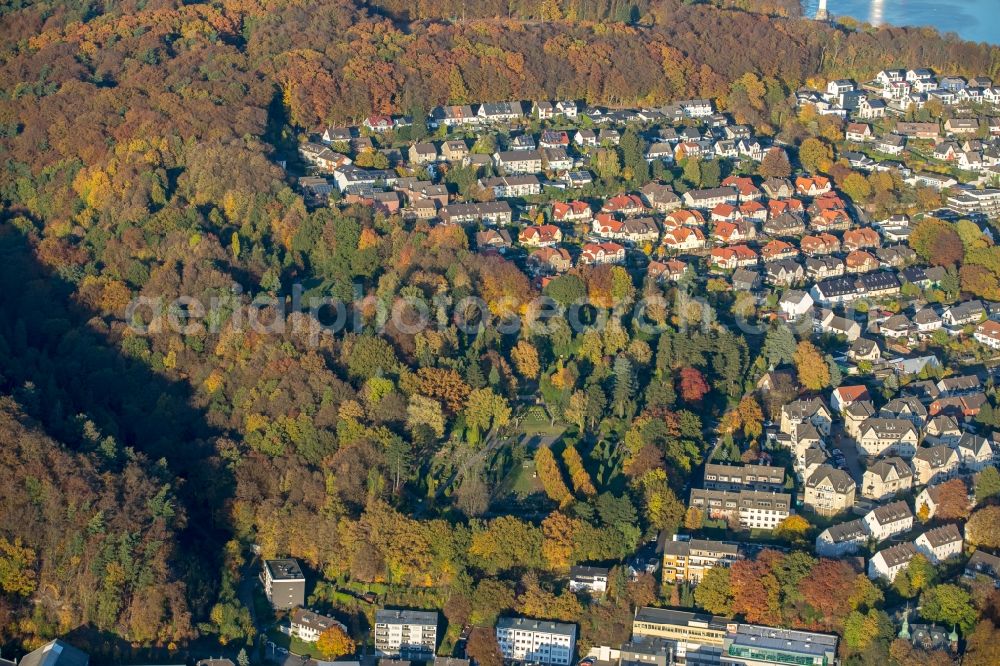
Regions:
[[866, 457, 912, 482], [868, 500, 913, 525], [875, 542, 918, 567], [806, 465, 855, 492], [823, 518, 866, 543], [913, 445, 958, 467], [919, 523, 962, 549]]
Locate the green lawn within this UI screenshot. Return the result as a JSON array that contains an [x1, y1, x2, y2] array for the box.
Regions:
[[267, 628, 318, 657], [520, 407, 563, 435], [503, 459, 544, 498]]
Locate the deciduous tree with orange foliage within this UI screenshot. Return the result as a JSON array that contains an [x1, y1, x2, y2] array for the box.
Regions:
[[535, 446, 573, 508], [678, 367, 709, 403], [316, 624, 355, 659]]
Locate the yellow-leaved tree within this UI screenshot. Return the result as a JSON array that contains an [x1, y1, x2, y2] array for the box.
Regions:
[[316, 624, 355, 659]]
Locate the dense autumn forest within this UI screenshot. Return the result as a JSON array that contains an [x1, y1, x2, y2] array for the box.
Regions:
[[3, 0, 1000, 658]]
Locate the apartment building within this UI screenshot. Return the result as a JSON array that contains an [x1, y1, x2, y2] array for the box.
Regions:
[[856, 418, 919, 458], [495, 617, 576, 666], [912, 446, 961, 485], [947, 188, 1000, 217], [689, 490, 792, 530], [262, 558, 306, 610], [863, 501, 914, 542], [914, 524, 964, 564], [632, 607, 728, 666], [374, 609, 439, 660], [702, 463, 785, 493], [815, 519, 868, 557], [803, 465, 856, 516], [868, 542, 918, 582], [662, 539, 741, 584], [862, 457, 914, 501]]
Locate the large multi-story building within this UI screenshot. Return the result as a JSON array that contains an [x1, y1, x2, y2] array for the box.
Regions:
[[495, 617, 576, 666], [863, 500, 914, 542], [662, 539, 741, 584], [262, 558, 306, 610], [689, 490, 792, 530], [862, 457, 913, 500], [947, 188, 1000, 217], [803, 465, 856, 517], [721, 624, 838, 666], [632, 607, 728, 666], [374, 609, 439, 660], [702, 464, 785, 493]]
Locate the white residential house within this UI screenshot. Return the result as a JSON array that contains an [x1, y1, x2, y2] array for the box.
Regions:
[[780, 398, 832, 437], [292, 609, 346, 643], [868, 542, 918, 582], [863, 500, 914, 542], [923, 415, 963, 448], [954, 433, 998, 471], [568, 566, 609, 595], [914, 524, 964, 564], [816, 519, 868, 557], [778, 290, 814, 322], [974, 320, 1000, 349]]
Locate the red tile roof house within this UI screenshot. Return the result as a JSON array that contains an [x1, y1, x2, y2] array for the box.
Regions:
[[739, 200, 768, 221], [761, 239, 798, 262], [661, 226, 706, 252], [810, 209, 852, 232], [709, 245, 758, 270], [648, 259, 689, 282], [710, 203, 741, 223], [845, 250, 879, 274], [800, 233, 841, 255], [831, 385, 872, 412], [767, 198, 804, 218], [713, 220, 757, 244], [529, 247, 572, 273], [552, 200, 592, 223], [579, 242, 626, 265], [811, 192, 847, 212], [663, 209, 705, 229], [721, 175, 763, 201], [795, 175, 832, 197], [601, 193, 646, 217], [591, 213, 624, 237], [518, 224, 563, 247], [842, 228, 881, 251], [845, 123, 873, 142]]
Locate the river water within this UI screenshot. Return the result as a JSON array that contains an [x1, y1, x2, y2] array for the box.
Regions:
[[801, 0, 1000, 45]]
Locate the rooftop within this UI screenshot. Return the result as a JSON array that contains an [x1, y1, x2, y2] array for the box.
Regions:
[[264, 558, 304, 581]]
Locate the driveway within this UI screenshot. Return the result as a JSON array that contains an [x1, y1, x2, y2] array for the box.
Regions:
[[829, 423, 864, 485], [264, 642, 309, 666]]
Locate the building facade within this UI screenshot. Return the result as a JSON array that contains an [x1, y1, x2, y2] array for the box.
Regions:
[[374, 609, 439, 660], [495, 617, 576, 666], [262, 559, 306, 610]]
